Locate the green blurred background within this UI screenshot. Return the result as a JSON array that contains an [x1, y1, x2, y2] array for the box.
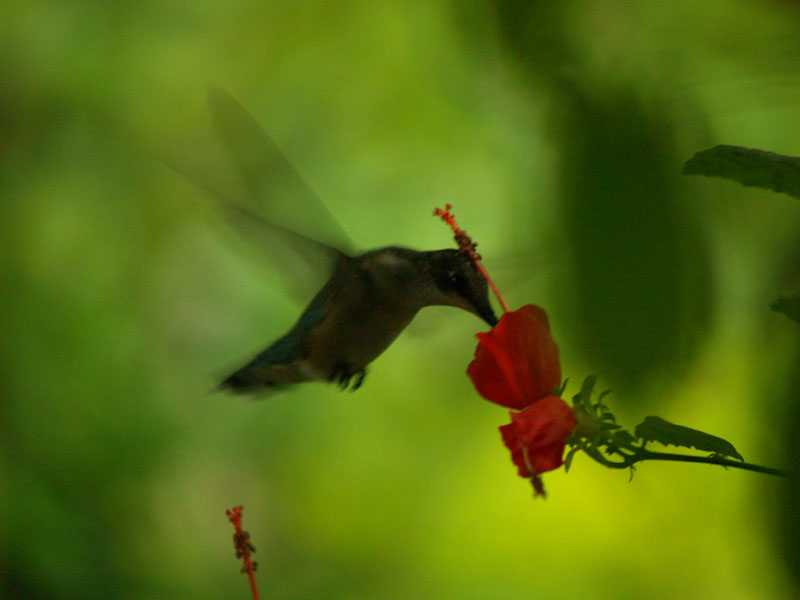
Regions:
[[4, 1, 800, 598]]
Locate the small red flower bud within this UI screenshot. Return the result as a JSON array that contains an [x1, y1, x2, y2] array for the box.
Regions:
[[467, 305, 561, 409], [226, 506, 261, 600]]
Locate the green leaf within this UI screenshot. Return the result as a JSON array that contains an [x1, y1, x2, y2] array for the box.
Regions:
[[612, 430, 638, 451], [683, 145, 800, 200], [563, 446, 580, 473], [574, 375, 598, 405], [772, 294, 800, 323], [634, 416, 744, 461]]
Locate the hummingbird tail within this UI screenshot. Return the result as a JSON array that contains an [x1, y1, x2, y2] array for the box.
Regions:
[[218, 366, 281, 393], [217, 350, 313, 394]]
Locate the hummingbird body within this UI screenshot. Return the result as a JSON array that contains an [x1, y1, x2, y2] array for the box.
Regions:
[[166, 88, 497, 395], [220, 246, 498, 393]]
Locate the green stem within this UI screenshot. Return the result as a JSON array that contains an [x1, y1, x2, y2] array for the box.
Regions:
[[634, 449, 789, 477], [583, 446, 790, 477]]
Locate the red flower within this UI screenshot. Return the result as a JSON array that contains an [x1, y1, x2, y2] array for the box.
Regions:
[[467, 305, 561, 409], [499, 396, 577, 480], [467, 304, 575, 496]]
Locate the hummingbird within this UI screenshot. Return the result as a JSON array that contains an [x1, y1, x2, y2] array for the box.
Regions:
[[169, 89, 498, 394]]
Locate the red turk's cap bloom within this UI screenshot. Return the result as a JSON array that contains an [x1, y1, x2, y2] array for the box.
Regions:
[[499, 396, 577, 481], [434, 210, 573, 496], [467, 305, 562, 410]]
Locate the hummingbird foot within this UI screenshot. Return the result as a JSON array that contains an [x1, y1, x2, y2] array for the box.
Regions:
[[329, 363, 367, 391], [349, 369, 366, 391]]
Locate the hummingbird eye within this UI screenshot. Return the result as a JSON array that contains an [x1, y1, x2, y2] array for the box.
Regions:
[[445, 270, 471, 297]]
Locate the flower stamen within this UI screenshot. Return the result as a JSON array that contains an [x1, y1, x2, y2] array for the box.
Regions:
[[434, 204, 510, 313]]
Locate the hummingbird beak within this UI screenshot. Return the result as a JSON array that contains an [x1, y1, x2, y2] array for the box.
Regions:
[[466, 284, 498, 327], [478, 304, 499, 327]]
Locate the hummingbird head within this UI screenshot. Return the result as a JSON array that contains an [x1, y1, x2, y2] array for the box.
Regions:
[[424, 249, 498, 327]]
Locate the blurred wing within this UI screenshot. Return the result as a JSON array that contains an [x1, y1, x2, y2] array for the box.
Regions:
[[207, 87, 356, 253], [164, 89, 356, 301]]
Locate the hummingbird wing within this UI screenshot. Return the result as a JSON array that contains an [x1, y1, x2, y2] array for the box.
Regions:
[[206, 87, 356, 253], [164, 88, 356, 302]]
